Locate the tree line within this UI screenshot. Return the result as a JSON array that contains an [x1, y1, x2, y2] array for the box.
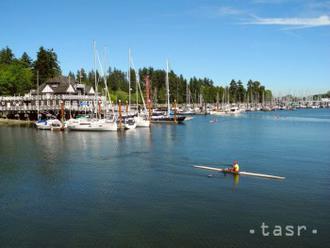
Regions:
[[1, 46, 273, 104], [0, 46, 60, 96]]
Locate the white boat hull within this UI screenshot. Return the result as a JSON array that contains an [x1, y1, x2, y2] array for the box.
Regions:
[[68, 119, 118, 131], [134, 116, 150, 127], [210, 111, 226, 116], [50, 119, 63, 131], [124, 123, 137, 130], [36, 119, 62, 130]]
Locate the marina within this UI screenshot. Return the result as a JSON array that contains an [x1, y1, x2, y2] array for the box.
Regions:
[[1, 0, 330, 247]]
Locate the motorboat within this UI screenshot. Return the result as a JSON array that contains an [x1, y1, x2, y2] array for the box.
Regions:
[[35, 117, 62, 130]]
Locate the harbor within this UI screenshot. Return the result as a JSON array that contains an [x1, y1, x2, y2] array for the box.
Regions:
[[1, 42, 329, 248], [1, 0, 330, 247], [1, 109, 329, 247], [1, 82, 329, 125]]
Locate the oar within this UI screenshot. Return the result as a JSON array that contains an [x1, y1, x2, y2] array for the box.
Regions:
[[238, 171, 285, 180], [193, 165, 226, 172], [194, 162, 232, 167]]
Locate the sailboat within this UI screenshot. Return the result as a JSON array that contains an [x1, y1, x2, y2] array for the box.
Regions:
[[68, 42, 117, 131], [120, 48, 137, 129], [151, 60, 185, 124], [179, 83, 195, 116], [128, 50, 150, 127], [210, 92, 226, 116]]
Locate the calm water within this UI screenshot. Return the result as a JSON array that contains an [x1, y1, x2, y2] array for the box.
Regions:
[[1, 109, 329, 248]]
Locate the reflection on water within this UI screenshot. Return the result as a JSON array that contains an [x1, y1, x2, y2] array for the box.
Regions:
[[0, 109, 330, 248], [233, 174, 240, 186]]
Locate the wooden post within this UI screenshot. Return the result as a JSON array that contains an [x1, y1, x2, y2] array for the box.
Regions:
[[174, 99, 177, 123], [60, 101, 65, 129], [118, 100, 122, 129], [98, 99, 101, 119], [145, 75, 152, 121], [148, 99, 152, 121]]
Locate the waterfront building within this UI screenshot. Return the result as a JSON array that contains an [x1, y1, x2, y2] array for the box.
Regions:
[[0, 76, 105, 120]]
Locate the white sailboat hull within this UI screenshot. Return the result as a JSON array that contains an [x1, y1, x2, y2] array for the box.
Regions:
[[210, 111, 226, 116], [68, 119, 118, 131], [134, 116, 150, 127]]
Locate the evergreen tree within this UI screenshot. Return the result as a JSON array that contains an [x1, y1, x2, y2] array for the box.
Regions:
[[237, 80, 245, 103], [76, 68, 88, 83], [20, 52, 32, 67], [229, 79, 238, 103], [68, 71, 75, 80], [33, 47, 61, 84], [0, 47, 15, 64]]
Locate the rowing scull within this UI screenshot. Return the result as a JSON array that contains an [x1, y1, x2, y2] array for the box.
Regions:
[[193, 165, 285, 180]]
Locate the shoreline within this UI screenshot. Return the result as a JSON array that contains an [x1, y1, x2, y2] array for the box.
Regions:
[[0, 118, 34, 126]]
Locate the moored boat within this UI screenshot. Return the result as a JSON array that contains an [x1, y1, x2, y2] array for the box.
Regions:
[[50, 119, 63, 131], [151, 113, 185, 123], [134, 114, 150, 127], [68, 118, 118, 131], [35, 117, 62, 130], [210, 110, 226, 116], [123, 117, 136, 130], [150, 60, 186, 124]]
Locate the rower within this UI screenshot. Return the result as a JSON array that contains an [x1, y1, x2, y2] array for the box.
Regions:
[[232, 160, 240, 173]]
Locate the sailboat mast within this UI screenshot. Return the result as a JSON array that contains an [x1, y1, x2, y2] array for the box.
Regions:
[[188, 83, 191, 105], [262, 91, 265, 106], [186, 83, 188, 105], [130, 52, 147, 112], [36, 70, 39, 117], [128, 48, 131, 111], [93, 41, 98, 118], [136, 72, 138, 107], [166, 60, 170, 116]]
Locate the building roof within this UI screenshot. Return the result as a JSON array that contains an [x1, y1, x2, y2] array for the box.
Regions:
[[39, 76, 75, 94], [85, 85, 95, 95], [45, 75, 73, 84]]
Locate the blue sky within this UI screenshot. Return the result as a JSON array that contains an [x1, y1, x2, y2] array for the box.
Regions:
[[1, 0, 329, 95]]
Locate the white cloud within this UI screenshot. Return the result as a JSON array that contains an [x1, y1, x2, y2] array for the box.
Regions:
[[245, 15, 330, 28]]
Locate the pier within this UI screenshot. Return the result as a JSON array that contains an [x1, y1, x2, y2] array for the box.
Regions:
[[0, 95, 105, 120]]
